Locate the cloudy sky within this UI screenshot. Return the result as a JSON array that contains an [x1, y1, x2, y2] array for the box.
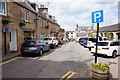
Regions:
[[30, 0, 119, 31]]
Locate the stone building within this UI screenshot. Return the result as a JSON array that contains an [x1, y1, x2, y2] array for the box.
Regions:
[[0, 15, 2, 58], [96, 24, 120, 40], [75, 24, 91, 40], [57, 28, 65, 40], [66, 31, 75, 40], [37, 5, 64, 40], [1, 1, 64, 56], [1, 2, 37, 55]]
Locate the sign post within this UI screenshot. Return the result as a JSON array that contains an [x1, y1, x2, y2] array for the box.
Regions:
[[92, 10, 103, 63], [3, 28, 9, 55]]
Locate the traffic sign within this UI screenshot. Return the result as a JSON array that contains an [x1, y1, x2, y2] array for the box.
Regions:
[[92, 10, 103, 23], [3, 28, 9, 32]]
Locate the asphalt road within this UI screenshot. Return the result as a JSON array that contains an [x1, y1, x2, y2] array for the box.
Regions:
[[2, 41, 119, 79]]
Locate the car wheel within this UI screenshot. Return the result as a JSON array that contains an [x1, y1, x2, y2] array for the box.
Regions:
[[53, 45, 56, 49], [56, 44, 58, 47], [89, 48, 91, 51], [112, 51, 117, 58], [39, 49, 43, 56], [22, 53, 26, 57]]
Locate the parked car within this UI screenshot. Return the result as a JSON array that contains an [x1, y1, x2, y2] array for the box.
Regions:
[[79, 37, 88, 45], [43, 37, 58, 48], [91, 41, 120, 58], [21, 40, 50, 56], [57, 39, 63, 45], [86, 37, 102, 51]]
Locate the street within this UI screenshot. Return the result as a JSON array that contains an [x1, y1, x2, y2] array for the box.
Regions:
[[2, 42, 118, 79]]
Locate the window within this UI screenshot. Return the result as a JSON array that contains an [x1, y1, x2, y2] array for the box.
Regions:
[[40, 19, 43, 27], [89, 38, 96, 42], [25, 11, 28, 22], [110, 42, 120, 46], [96, 42, 109, 46], [0, 1, 7, 15]]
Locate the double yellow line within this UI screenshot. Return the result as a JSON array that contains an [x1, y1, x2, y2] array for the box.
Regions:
[[60, 71, 77, 80], [0, 58, 17, 66]]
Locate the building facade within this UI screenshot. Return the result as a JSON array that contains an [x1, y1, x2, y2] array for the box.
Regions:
[[95, 24, 120, 40], [66, 31, 75, 40], [1, 1, 65, 56], [75, 24, 91, 40]]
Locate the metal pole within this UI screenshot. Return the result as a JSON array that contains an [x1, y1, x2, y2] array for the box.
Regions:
[[95, 23, 99, 63], [4, 32, 7, 55]]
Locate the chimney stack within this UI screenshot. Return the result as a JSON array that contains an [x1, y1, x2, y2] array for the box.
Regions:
[[39, 5, 48, 13]]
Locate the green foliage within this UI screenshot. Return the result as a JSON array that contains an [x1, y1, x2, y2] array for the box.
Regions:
[[19, 22, 25, 26], [2, 19, 11, 25], [90, 63, 109, 71]]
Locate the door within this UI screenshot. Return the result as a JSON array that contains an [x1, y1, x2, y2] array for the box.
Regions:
[[10, 29, 17, 51]]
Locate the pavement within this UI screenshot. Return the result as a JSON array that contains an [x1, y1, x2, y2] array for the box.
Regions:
[[1, 41, 119, 79], [2, 51, 21, 62]]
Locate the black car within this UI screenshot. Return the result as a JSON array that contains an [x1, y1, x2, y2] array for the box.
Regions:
[[21, 40, 50, 56]]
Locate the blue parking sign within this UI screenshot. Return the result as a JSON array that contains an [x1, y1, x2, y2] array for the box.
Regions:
[[92, 10, 103, 23]]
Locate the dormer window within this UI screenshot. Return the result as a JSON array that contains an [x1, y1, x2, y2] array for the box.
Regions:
[[25, 11, 28, 22], [0, 1, 7, 16]]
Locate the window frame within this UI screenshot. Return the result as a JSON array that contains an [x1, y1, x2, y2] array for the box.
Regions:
[[25, 11, 29, 22], [0, 1, 7, 16], [40, 19, 43, 27]]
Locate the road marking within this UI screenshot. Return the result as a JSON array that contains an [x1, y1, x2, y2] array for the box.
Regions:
[[28, 57, 39, 60], [17, 57, 39, 60], [17, 57, 24, 59], [66, 72, 77, 80], [60, 71, 77, 80], [0, 58, 17, 66]]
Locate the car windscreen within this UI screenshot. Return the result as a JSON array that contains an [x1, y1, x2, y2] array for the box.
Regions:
[[79, 38, 88, 41], [22, 41, 36, 47], [89, 38, 96, 42], [43, 38, 52, 40], [84, 38, 88, 40], [95, 42, 109, 46]]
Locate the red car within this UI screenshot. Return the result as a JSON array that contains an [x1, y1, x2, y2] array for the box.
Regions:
[[57, 39, 63, 45]]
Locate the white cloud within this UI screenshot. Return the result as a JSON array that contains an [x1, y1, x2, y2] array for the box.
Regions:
[[30, 0, 119, 31]]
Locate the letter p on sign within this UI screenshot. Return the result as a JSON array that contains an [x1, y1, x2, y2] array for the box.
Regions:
[[92, 10, 103, 23]]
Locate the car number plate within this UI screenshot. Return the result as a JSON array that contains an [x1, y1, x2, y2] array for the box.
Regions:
[[95, 48, 101, 50], [88, 42, 90, 44], [24, 50, 31, 52], [46, 41, 49, 43]]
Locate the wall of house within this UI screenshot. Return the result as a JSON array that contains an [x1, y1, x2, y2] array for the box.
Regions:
[[2, 2, 64, 56], [2, 2, 37, 55], [0, 15, 1, 80]]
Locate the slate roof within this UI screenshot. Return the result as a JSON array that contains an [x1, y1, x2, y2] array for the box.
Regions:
[[15, 2, 37, 13], [99, 23, 120, 32], [38, 10, 59, 25], [14, 1, 60, 26], [76, 26, 90, 31]]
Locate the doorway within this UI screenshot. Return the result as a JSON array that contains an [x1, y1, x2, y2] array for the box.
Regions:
[[10, 29, 17, 51]]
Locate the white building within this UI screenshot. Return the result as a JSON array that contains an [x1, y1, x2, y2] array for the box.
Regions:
[[66, 31, 75, 40]]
